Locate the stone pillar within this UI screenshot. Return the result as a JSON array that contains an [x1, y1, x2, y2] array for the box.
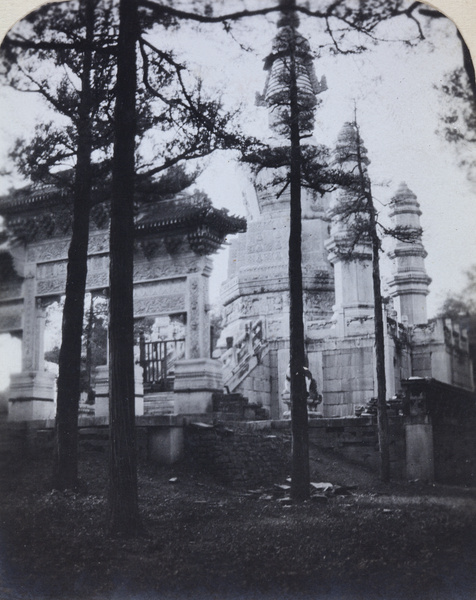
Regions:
[[148, 420, 184, 464], [8, 272, 56, 422], [405, 420, 434, 481], [326, 121, 375, 339], [403, 381, 435, 482], [94, 363, 144, 418], [326, 231, 374, 338], [174, 256, 221, 416], [94, 364, 109, 418], [173, 358, 222, 416], [22, 268, 40, 371], [185, 258, 212, 360], [387, 183, 431, 326]]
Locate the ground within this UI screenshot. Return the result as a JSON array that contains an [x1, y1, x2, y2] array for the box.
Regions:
[[0, 442, 475, 600]]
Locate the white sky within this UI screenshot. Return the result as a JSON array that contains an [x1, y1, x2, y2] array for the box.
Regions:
[[0, 0, 476, 389], [153, 5, 476, 315]]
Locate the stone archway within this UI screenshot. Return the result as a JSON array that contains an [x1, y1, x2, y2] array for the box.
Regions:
[[0, 187, 245, 421]]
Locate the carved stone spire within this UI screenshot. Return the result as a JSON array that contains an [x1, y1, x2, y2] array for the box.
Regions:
[[387, 182, 431, 326], [325, 121, 374, 337], [256, 0, 327, 136]]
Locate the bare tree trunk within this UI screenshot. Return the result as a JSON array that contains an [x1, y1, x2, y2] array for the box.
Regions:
[[289, 25, 310, 502], [84, 292, 95, 399], [354, 123, 390, 482], [53, 0, 94, 491], [369, 194, 390, 483], [108, 0, 141, 536]]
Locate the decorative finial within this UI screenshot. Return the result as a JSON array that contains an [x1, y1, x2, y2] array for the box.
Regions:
[[277, 0, 300, 29]]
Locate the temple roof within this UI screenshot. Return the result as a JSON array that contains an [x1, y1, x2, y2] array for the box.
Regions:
[[135, 192, 246, 237], [0, 183, 71, 214], [0, 181, 246, 253]]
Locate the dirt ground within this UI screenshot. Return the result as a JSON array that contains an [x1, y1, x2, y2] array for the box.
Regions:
[[0, 442, 475, 600]]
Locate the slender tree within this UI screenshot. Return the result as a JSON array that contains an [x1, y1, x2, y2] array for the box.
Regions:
[[331, 117, 423, 481], [239, 0, 317, 501], [1, 0, 115, 490], [286, 3, 311, 501], [54, 0, 95, 491], [2, 0, 242, 497], [107, 0, 141, 536]]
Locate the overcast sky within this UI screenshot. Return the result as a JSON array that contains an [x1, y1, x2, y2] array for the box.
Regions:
[[152, 3, 476, 315], [0, 0, 475, 389]]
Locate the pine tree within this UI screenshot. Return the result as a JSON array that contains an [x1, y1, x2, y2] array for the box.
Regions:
[[1, 0, 242, 505], [331, 117, 422, 482], [2, 0, 114, 490], [241, 0, 332, 501]]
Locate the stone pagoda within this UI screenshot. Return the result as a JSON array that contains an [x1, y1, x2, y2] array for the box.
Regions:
[[217, 10, 474, 419], [219, 6, 333, 417]]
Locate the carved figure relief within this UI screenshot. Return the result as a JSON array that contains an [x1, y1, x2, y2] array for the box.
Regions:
[[134, 279, 185, 299], [28, 240, 70, 263], [22, 276, 36, 370], [134, 294, 185, 317], [188, 277, 201, 358], [134, 256, 200, 281], [87, 233, 108, 254]]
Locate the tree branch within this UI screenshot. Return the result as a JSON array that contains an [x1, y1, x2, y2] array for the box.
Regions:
[[2, 34, 117, 55]]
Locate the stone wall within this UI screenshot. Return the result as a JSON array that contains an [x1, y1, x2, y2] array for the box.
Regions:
[[411, 320, 474, 392], [402, 377, 476, 485], [183, 417, 408, 486], [321, 341, 375, 417], [432, 418, 476, 485], [428, 387, 476, 486], [308, 417, 406, 480], [184, 422, 291, 488], [3, 399, 474, 488], [0, 418, 151, 464]]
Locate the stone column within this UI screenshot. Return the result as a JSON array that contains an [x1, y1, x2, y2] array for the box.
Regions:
[[174, 258, 222, 416], [387, 183, 431, 326], [22, 268, 39, 371], [403, 379, 435, 482], [185, 258, 212, 360], [8, 268, 56, 421], [326, 230, 374, 338], [94, 363, 144, 419]]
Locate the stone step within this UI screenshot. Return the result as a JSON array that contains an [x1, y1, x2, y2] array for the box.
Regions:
[[212, 392, 269, 422], [144, 394, 174, 416]]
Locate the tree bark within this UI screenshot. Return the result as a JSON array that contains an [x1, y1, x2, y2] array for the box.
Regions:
[[353, 124, 390, 482], [369, 198, 391, 483], [288, 22, 310, 502], [53, 0, 94, 491], [108, 0, 141, 536]]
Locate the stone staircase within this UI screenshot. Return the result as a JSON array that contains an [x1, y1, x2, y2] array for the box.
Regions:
[[221, 318, 269, 395], [212, 392, 269, 422]]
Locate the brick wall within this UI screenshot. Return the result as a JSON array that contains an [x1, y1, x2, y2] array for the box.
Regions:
[[308, 417, 406, 479], [0, 419, 151, 464], [184, 422, 291, 488]]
